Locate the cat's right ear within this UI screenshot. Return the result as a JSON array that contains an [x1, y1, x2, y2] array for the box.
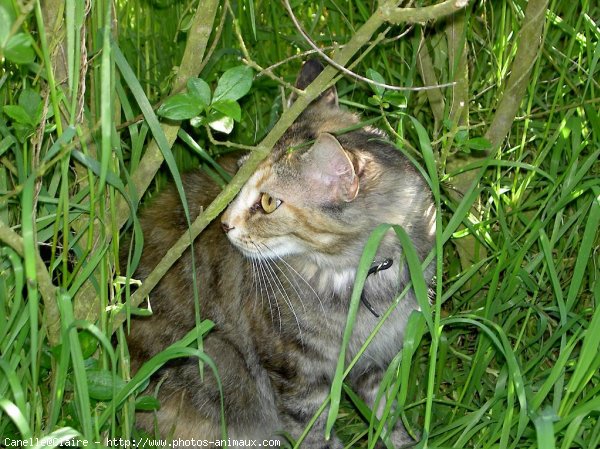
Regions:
[[287, 59, 338, 108]]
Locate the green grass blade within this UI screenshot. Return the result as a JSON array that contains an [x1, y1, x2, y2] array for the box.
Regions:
[[33, 427, 83, 449], [0, 398, 31, 438]]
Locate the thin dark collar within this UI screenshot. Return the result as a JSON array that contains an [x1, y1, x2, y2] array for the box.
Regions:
[[360, 259, 393, 318]]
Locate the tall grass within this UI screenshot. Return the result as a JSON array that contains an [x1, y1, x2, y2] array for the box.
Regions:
[[0, 0, 598, 448]]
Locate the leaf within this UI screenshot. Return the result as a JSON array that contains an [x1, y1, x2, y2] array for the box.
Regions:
[[19, 89, 42, 125], [156, 93, 204, 120], [187, 78, 211, 107], [0, 5, 13, 45], [86, 369, 127, 401], [135, 395, 161, 411], [454, 129, 468, 143], [385, 92, 407, 108], [13, 122, 33, 143], [208, 114, 234, 134], [77, 331, 98, 360], [211, 99, 241, 122], [190, 116, 204, 128], [179, 13, 193, 32], [213, 65, 253, 102], [367, 96, 382, 106], [3, 105, 33, 126], [4, 33, 35, 65], [366, 68, 385, 97], [465, 137, 492, 151]]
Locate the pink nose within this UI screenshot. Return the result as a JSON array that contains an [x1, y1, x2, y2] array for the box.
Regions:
[[221, 222, 235, 233]]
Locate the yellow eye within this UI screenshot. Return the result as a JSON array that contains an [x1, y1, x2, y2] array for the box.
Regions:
[[260, 193, 282, 214]]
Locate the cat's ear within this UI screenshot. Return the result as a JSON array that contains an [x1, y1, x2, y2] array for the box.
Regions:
[[303, 133, 359, 203], [288, 59, 338, 108]]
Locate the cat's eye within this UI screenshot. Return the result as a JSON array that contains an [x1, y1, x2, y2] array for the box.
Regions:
[[260, 193, 282, 214]]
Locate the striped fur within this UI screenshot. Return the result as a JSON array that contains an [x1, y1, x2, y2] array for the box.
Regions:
[[127, 61, 435, 448]]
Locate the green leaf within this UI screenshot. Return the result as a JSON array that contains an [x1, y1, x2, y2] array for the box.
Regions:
[[4, 33, 34, 64], [212, 99, 241, 122], [187, 77, 211, 106], [465, 137, 492, 151], [367, 96, 382, 106], [19, 89, 42, 125], [366, 68, 385, 97], [129, 306, 153, 317], [0, 4, 13, 45], [385, 92, 407, 108], [455, 129, 468, 143], [135, 395, 161, 411], [213, 65, 253, 102], [179, 13, 193, 32], [77, 330, 98, 359], [86, 369, 127, 401], [157, 92, 204, 120], [208, 114, 234, 134], [3, 105, 33, 126]]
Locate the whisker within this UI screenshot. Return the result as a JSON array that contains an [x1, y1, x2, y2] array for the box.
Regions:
[[260, 249, 304, 346], [261, 243, 328, 319], [257, 243, 308, 315], [253, 244, 282, 331], [251, 258, 260, 313], [253, 254, 274, 326]]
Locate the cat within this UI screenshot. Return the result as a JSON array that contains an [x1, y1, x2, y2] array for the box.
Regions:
[[125, 60, 436, 449]]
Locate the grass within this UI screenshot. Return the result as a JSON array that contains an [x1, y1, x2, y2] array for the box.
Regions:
[[0, 0, 599, 448]]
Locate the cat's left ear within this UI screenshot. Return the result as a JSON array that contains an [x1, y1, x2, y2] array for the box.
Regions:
[[303, 133, 359, 203], [288, 59, 338, 108]]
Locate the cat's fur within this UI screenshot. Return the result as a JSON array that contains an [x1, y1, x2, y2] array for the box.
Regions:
[[127, 60, 435, 448]]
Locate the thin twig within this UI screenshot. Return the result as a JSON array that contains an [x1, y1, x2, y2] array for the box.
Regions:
[[283, 0, 459, 92], [206, 127, 258, 152], [258, 26, 414, 76], [226, 1, 302, 95]]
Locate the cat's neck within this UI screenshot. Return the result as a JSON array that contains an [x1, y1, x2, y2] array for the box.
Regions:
[[285, 236, 405, 305]]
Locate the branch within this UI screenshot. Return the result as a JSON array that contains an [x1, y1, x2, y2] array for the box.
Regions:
[[416, 36, 445, 134], [74, 0, 221, 322], [381, 0, 470, 24], [443, 11, 487, 286], [0, 220, 60, 345], [111, 0, 472, 330], [122, 0, 221, 214], [284, 0, 458, 92], [445, 12, 469, 130], [485, 0, 549, 150]]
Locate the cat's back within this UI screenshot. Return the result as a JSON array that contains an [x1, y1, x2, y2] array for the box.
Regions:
[[135, 157, 235, 267], [126, 156, 245, 364]]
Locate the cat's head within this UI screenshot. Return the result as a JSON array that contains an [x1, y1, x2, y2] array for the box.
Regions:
[[221, 60, 435, 270]]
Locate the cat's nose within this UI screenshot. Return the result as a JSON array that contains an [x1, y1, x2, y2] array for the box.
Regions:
[[221, 222, 235, 233]]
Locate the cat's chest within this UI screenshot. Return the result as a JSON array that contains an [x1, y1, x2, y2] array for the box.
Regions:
[[271, 289, 414, 370], [246, 260, 417, 374], [348, 300, 416, 370]]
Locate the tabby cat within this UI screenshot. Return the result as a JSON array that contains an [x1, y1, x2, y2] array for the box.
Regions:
[[126, 60, 436, 448]]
